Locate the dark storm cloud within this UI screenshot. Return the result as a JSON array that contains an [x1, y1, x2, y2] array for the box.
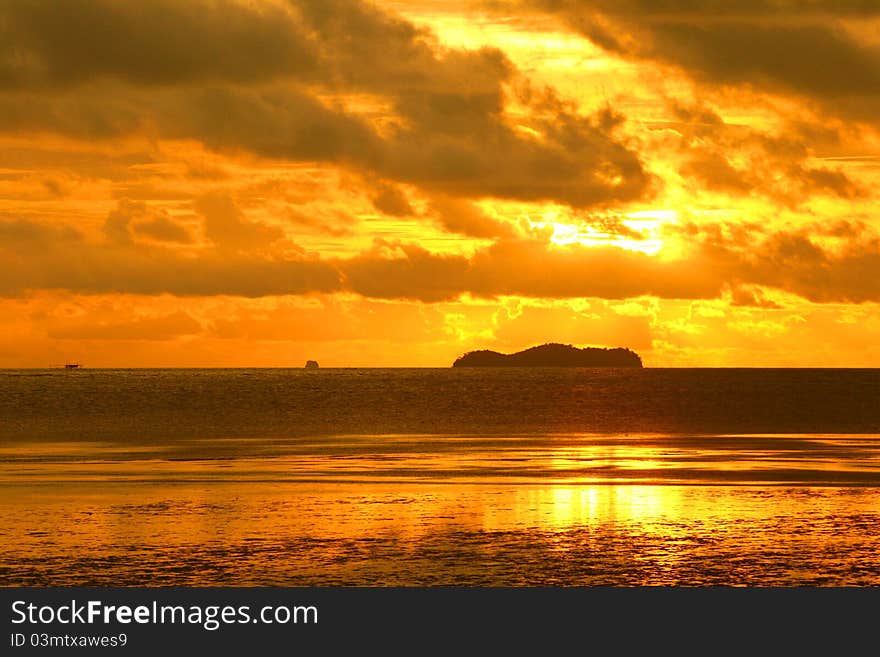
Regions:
[[525, 0, 880, 124], [0, 84, 385, 174], [0, 85, 648, 209], [0, 0, 317, 88], [0, 0, 652, 208], [297, 0, 514, 95]]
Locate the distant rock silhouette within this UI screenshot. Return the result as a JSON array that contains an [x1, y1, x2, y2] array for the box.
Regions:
[[452, 343, 642, 368], [305, 360, 320, 369]]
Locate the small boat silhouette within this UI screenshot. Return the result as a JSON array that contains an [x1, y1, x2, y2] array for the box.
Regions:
[[64, 363, 81, 369]]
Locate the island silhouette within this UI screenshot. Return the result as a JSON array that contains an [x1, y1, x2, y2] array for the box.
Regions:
[[452, 343, 643, 368]]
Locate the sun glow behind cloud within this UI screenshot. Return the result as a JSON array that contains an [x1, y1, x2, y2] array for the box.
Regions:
[[527, 208, 672, 255]]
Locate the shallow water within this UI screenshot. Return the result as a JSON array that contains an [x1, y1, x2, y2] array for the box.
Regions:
[[2, 368, 879, 585], [3, 480, 879, 586]]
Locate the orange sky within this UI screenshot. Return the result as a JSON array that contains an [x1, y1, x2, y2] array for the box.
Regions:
[[1, 0, 879, 367]]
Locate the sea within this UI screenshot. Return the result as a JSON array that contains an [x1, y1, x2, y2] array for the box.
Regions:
[[2, 367, 879, 586]]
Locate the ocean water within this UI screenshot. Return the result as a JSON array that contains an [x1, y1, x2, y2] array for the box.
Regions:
[[2, 368, 880, 585]]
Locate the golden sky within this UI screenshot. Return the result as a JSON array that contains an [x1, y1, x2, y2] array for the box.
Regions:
[[2, 0, 880, 367]]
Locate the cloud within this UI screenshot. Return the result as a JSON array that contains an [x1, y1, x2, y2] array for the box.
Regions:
[[368, 180, 415, 216], [339, 237, 725, 301], [671, 219, 880, 303], [0, 0, 652, 208], [680, 151, 753, 195], [47, 310, 202, 340], [655, 99, 862, 202], [525, 0, 880, 125], [341, 241, 474, 302], [0, 216, 341, 297], [207, 297, 442, 342], [0, 216, 80, 245], [340, 222, 880, 304], [135, 215, 195, 244], [105, 199, 195, 245], [0, 0, 317, 88], [1, 0, 878, 313], [284, 208, 357, 237], [737, 232, 880, 303], [6, 205, 880, 305], [729, 285, 783, 309], [428, 196, 517, 238], [194, 191, 283, 250], [468, 237, 724, 299]]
